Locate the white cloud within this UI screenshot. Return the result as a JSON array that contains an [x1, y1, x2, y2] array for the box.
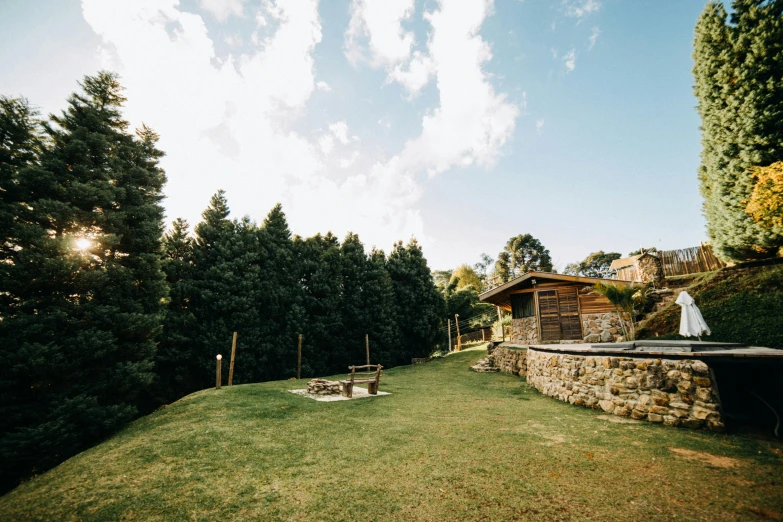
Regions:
[[345, 0, 435, 96], [340, 152, 360, 168], [380, 0, 518, 177], [536, 118, 544, 134], [80, 0, 517, 256], [345, 0, 416, 66], [315, 80, 331, 91], [562, 48, 576, 71], [388, 50, 434, 97], [588, 26, 600, 50], [564, 0, 600, 20], [328, 121, 350, 144], [199, 0, 244, 21], [318, 135, 334, 154]]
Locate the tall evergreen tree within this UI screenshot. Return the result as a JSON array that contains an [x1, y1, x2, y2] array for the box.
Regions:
[[363, 248, 402, 367], [386, 239, 444, 363], [0, 72, 167, 491], [155, 218, 198, 402], [256, 203, 300, 380], [192, 191, 264, 385], [293, 232, 343, 376], [693, 0, 783, 260]]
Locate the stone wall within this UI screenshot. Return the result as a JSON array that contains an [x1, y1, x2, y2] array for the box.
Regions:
[[489, 346, 528, 377], [510, 317, 538, 344], [581, 312, 627, 343], [637, 253, 665, 287], [525, 348, 723, 431]]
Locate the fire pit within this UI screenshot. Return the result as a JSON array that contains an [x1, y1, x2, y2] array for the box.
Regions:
[[307, 379, 341, 395]]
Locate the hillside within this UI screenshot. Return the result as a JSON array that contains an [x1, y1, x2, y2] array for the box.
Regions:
[[1, 349, 782, 521], [637, 262, 783, 348]]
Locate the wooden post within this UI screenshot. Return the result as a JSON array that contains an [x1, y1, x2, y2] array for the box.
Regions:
[[297, 334, 302, 380], [365, 334, 370, 366], [454, 314, 461, 351], [482, 328, 485, 342], [216, 354, 222, 390], [447, 318, 452, 351], [228, 332, 237, 386]]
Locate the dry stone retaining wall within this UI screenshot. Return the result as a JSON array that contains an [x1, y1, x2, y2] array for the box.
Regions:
[[489, 346, 528, 377], [525, 348, 723, 431]]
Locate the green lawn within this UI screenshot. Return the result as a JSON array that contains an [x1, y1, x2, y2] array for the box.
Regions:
[[1, 348, 782, 521]]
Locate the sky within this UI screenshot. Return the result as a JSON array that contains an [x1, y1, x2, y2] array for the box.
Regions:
[[0, 0, 711, 271]]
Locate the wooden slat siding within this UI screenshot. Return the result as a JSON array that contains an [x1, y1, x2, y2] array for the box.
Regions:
[[615, 266, 640, 282], [578, 286, 615, 314], [558, 287, 582, 340], [538, 290, 561, 341]]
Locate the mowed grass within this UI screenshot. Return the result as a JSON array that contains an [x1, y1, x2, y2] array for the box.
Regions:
[[1, 348, 782, 521]]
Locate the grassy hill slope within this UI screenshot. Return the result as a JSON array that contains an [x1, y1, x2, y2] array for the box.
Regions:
[[637, 263, 783, 348], [1, 349, 782, 521]]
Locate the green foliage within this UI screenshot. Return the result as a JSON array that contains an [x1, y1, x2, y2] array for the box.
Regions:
[[637, 264, 783, 349], [387, 239, 444, 358], [745, 161, 783, 239], [491, 234, 553, 285], [450, 263, 482, 291], [628, 247, 657, 256], [563, 251, 621, 278], [693, 0, 783, 261], [592, 282, 649, 340], [0, 72, 167, 492]]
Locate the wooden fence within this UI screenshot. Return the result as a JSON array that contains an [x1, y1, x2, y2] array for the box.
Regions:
[[616, 244, 726, 281], [454, 327, 492, 348], [658, 244, 726, 277]]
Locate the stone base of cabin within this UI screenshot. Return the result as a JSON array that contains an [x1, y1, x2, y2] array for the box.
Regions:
[[581, 312, 629, 343], [509, 312, 630, 345]]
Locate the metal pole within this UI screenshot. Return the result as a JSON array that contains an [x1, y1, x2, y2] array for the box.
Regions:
[[365, 334, 370, 366]]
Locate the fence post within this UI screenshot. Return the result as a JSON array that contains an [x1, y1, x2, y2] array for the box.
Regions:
[[454, 314, 461, 351], [297, 334, 302, 380], [228, 332, 237, 386], [216, 355, 222, 390], [365, 334, 370, 366], [447, 318, 452, 351]]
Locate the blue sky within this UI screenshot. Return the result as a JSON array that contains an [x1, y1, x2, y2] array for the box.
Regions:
[[0, 0, 709, 271]]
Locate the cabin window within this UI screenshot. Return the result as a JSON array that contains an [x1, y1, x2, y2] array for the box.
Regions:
[[511, 294, 535, 318]]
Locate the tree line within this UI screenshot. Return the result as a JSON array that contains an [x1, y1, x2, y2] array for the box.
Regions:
[[0, 72, 443, 493]]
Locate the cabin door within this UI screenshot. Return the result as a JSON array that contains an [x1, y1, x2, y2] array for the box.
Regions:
[[537, 288, 583, 342]]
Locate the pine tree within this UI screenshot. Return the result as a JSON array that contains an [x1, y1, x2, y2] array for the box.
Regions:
[[192, 191, 264, 385], [294, 232, 343, 375], [386, 239, 444, 363], [256, 203, 300, 380], [155, 218, 198, 402], [363, 248, 402, 367], [693, 0, 783, 260], [0, 72, 167, 491]]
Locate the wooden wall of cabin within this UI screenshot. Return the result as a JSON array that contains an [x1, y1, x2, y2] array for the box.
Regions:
[[505, 283, 620, 343]]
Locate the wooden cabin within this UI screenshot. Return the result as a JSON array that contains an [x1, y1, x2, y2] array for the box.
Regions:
[[479, 271, 632, 344]]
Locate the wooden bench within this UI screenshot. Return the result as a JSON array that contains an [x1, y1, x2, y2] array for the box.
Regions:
[[340, 364, 383, 398]]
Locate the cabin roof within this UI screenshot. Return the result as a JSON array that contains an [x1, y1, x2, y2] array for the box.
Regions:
[[479, 271, 633, 310], [609, 255, 641, 270]]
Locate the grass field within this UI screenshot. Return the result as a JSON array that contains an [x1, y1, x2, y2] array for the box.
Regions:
[[1, 348, 782, 521]]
